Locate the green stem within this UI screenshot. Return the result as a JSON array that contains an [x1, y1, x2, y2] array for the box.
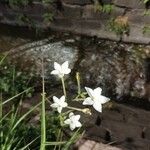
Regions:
[[58, 131, 63, 150], [61, 77, 66, 98], [67, 106, 83, 112], [40, 59, 46, 150], [0, 93, 3, 150], [54, 129, 61, 150]]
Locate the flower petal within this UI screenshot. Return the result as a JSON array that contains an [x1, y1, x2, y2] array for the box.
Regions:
[[57, 107, 62, 113], [85, 87, 95, 98], [83, 97, 94, 105], [51, 70, 59, 75], [64, 68, 71, 74], [62, 102, 68, 107], [60, 95, 65, 102], [62, 61, 69, 70], [69, 112, 74, 118], [50, 103, 59, 108], [54, 62, 61, 71], [93, 87, 102, 97], [73, 115, 80, 121], [53, 96, 59, 103], [64, 119, 71, 125], [99, 95, 110, 104], [93, 102, 102, 112], [75, 121, 82, 128], [70, 123, 76, 130]]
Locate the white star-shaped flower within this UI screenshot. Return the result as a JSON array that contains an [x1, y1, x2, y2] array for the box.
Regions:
[[64, 112, 82, 130], [82, 87, 110, 112], [50, 95, 68, 113], [51, 61, 71, 78]]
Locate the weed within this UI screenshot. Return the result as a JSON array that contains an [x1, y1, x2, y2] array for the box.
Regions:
[[108, 16, 130, 36], [0, 54, 34, 98], [143, 25, 150, 34]]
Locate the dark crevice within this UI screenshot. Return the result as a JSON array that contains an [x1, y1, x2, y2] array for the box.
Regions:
[[145, 58, 150, 82], [125, 137, 134, 143], [141, 129, 145, 139], [95, 116, 101, 126], [145, 1, 150, 9], [55, 0, 63, 11], [105, 130, 111, 142]]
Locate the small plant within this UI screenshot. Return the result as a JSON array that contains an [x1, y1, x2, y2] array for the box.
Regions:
[[42, 0, 53, 4], [0, 91, 41, 150], [7, 0, 32, 7], [0, 54, 34, 98], [17, 14, 36, 28], [143, 0, 150, 4], [43, 13, 53, 23], [143, 9, 150, 15], [108, 16, 130, 36], [143, 25, 150, 34], [142, 0, 150, 9], [94, 0, 113, 13]]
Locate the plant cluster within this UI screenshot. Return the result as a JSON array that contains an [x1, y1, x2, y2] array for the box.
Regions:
[[0, 55, 111, 149], [1, 0, 54, 31], [1, 0, 53, 7], [38, 61, 110, 149], [0, 54, 34, 98], [108, 16, 130, 36], [2, 0, 33, 7], [94, 0, 114, 14]]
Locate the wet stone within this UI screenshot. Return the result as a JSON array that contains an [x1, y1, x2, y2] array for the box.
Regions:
[[9, 39, 79, 84], [113, 0, 145, 9], [77, 41, 150, 99]]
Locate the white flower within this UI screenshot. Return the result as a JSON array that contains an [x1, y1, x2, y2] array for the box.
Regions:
[[83, 87, 110, 112], [64, 112, 82, 130], [50, 96, 68, 113], [51, 61, 71, 78]]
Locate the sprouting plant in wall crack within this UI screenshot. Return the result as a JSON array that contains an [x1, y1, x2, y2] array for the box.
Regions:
[[108, 16, 130, 36]]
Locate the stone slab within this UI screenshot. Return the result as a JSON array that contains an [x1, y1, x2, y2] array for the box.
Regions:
[[50, 18, 120, 41], [0, 2, 51, 15], [126, 9, 150, 25], [122, 24, 150, 44], [113, 0, 146, 9], [75, 139, 123, 150], [82, 5, 125, 20], [62, 0, 92, 5], [61, 3, 82, 18]]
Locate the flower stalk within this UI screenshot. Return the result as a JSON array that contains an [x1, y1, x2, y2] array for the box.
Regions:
[[76, 72, 81, 96], [61, 77, 67, 98], [40, 59, 46, 150], [67, 106, 91, 115], [0, 93, 3, 150]]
